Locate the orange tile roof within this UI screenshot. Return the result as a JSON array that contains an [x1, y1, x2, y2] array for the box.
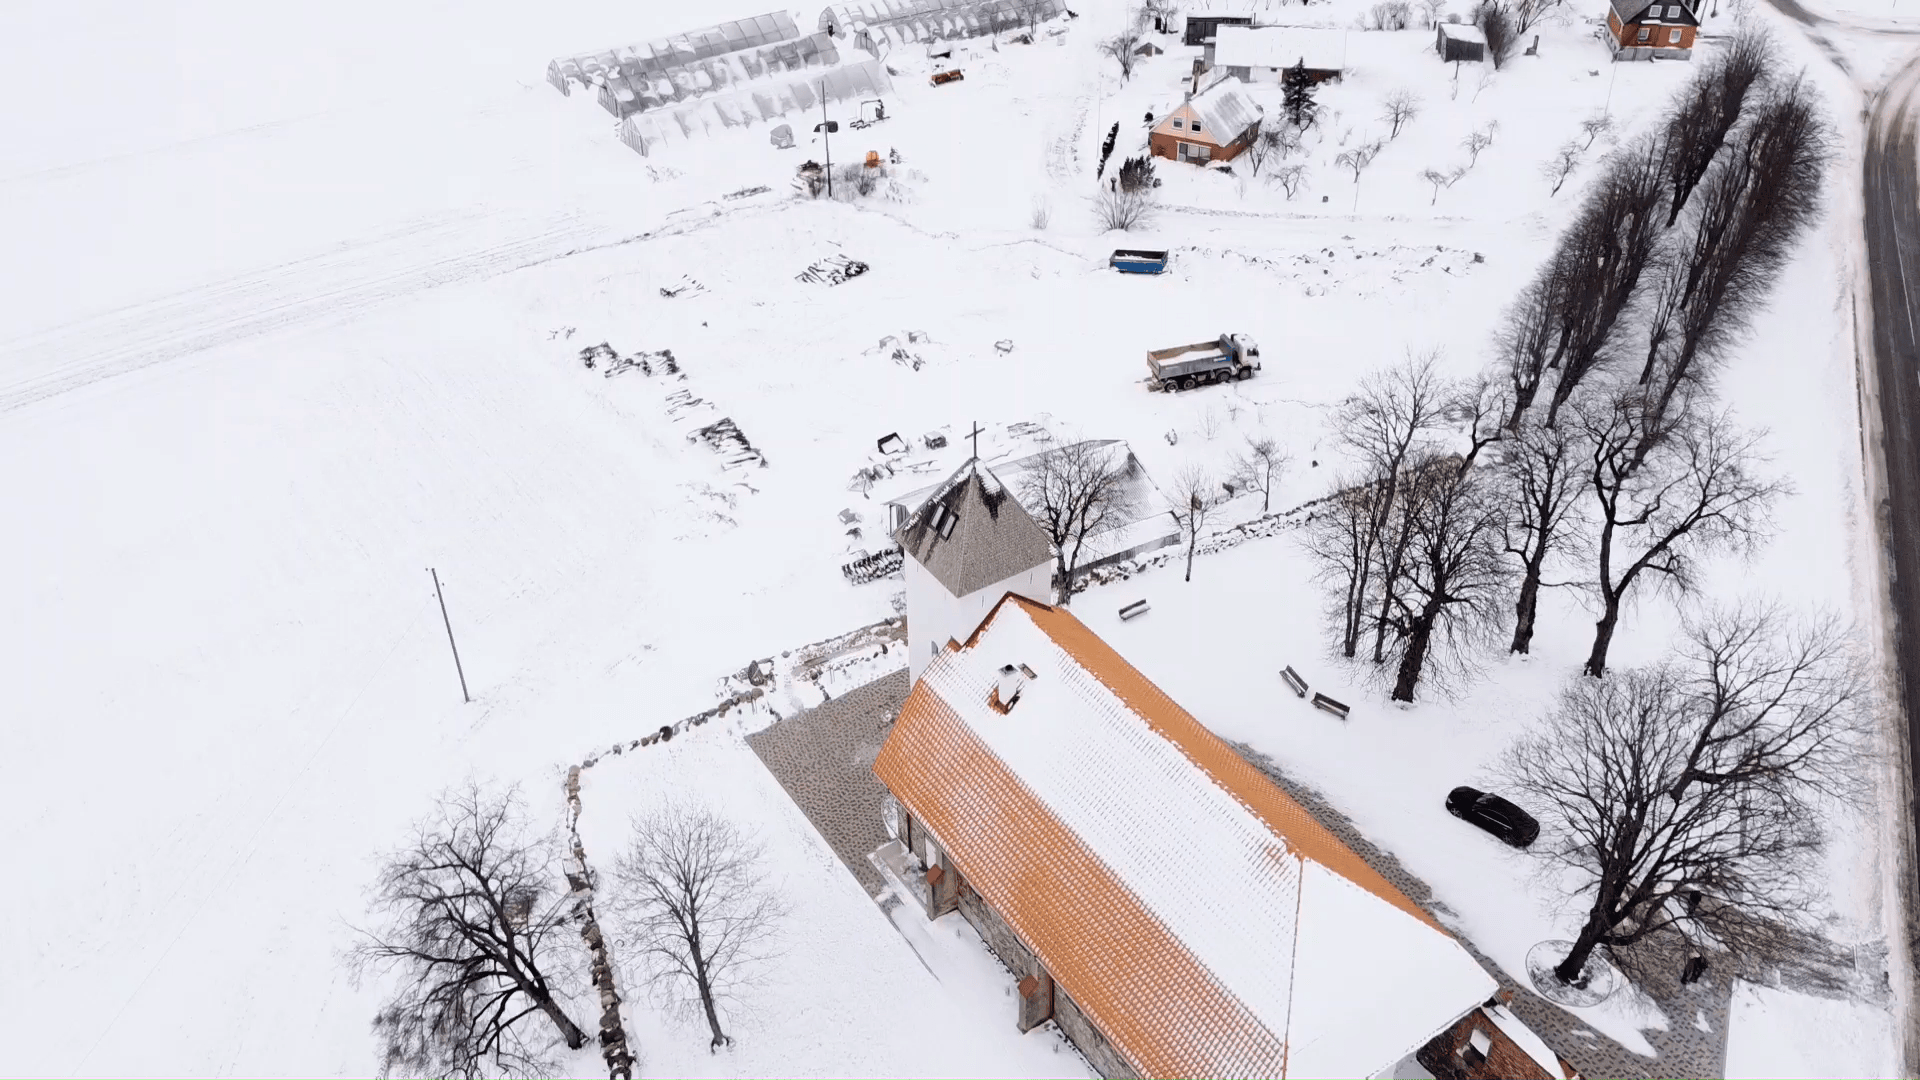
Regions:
[[874, 594, 1486, 1078]]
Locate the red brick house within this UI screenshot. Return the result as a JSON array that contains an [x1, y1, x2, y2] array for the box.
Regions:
[[1417, 996, 1583, 1079], [1606, 0, 1700, 60], [1148, 79, 1263, 165]]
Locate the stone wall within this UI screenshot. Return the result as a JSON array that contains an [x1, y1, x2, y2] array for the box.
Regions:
[[1053, 984, 1141, 1080], [956, 873, 1040, 979]]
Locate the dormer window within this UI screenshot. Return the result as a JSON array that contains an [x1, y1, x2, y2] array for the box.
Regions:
[[938, 510, 957, 539], [926, 503, 949, 536]]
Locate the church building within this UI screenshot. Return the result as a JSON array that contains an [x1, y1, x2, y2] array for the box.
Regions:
[[871, 455, 1579, 1079]]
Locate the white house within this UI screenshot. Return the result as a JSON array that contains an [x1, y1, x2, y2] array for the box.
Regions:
[[894, 459, 1054, 681]]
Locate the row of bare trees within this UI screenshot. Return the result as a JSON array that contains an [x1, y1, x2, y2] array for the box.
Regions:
[[1502, 29, 1816, 436], [352, 786, 780, 1078]]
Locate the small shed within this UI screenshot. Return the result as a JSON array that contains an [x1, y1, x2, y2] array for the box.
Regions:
[[1134, 40, 1165, 56], [1436, 22, 1487, 62]]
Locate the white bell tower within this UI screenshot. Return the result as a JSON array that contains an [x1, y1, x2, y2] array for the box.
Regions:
[[896, 458, 1055, 682]]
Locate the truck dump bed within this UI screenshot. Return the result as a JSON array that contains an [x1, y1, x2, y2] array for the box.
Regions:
[[1147, 339, 1226, 365]]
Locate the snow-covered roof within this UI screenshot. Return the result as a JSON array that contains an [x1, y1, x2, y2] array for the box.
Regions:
[[888, 440, 1174, 559], [872, 597, 1498, 1078], [1182, 80, 1264, 143], [1485, 1004, 1576, 1079], [1438, 22, 1487, 43], [895, 460, 1052, 599], [821, 0, 1064, 36], [548, 12, 801, 92], [1212, 24, 1348, 70]]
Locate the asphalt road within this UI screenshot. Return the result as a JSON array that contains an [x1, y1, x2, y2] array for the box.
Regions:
[[1862, 50, 1920, 1063]]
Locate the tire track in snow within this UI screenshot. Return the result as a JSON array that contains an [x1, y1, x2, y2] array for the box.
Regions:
[[0, 207, 626, 416]]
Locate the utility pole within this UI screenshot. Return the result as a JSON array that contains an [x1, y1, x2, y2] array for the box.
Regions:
[[819, 79, 835, 199], [428, 567, 470, 704]]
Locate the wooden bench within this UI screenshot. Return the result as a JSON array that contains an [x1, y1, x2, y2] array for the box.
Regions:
[[1311, 692, 1350, 720], [1281, 666, 1308, 698], [1118, 599, 1150, 621]]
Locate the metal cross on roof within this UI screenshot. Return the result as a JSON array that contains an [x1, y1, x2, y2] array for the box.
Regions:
[[970, 421, 984, 461]]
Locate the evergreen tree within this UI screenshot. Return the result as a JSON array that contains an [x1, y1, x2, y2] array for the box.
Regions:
[[1282, 61, 1319, 129]]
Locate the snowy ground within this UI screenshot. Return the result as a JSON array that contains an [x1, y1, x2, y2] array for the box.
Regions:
[[0, 0, 1906, 1074], [571, 719, 1094, 1078]]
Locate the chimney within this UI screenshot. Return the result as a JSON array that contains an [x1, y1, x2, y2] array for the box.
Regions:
[[992, 663, 1027, 711]]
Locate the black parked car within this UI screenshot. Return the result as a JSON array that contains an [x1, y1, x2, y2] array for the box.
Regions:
[[1445, 786, 1539, 848]]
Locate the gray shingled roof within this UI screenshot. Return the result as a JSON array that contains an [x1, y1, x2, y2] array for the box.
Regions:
[[896, 460, 1053, 598]]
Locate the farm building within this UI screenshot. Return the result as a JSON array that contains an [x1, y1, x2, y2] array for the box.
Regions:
[[1605, 0, 1700, 59], [819, 0, 1066, 51], [1178, 0, 1297, 44], [1148, 79, 1263, 164], [545, 11, 801, 97], [617, 58, 894, 155], [1207, 25, 1348, 82], [1436, 22, 1487, 62], [593, 32, 842, 119], [873, 590, 1578, 1078], [885, 440, 1181, 592]]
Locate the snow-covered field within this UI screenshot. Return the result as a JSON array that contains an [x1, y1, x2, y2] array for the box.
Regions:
[[0, 0, 1906, 1074]]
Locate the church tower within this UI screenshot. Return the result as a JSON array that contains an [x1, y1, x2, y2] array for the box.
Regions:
[[896, 458, 1054, 682]]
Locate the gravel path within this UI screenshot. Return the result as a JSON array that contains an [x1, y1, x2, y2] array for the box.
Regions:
[[747, 669, 912, 897]]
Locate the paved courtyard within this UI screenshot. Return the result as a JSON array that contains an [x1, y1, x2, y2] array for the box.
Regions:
[[747, 668, 911, 897]]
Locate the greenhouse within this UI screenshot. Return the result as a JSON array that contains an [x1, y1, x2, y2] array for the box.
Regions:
[[545, 11, 801, 97], [618, 58, 894, 156], [593, 32, 842, 119], [817, 0, 1065, 44]]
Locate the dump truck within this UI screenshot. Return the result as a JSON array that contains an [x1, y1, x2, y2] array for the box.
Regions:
[[1146, 333, 1260, 391]]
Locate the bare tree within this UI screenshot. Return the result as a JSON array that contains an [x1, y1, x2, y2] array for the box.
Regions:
[[1244, 127, 1286, 177], [1576, 395, 1786, 676], [351, 784, 587, 1080], [1328, 353, 1453, 659], [1370, 0, 1415, 28], [1419, 0, 1449, 24], [1421, 165, 1466, 205], [1497, 261, 1566, 427], [1660, 27, 1776, 227], [1101, 31, 1144, 82], [1232, 435, 1291, 513], [1634, 78, 1830, 463], [1382, 89, 1422, 138], [1538, 137, 1669, 426], [1019, 440, 1138, 601], [1274, 162, 1309, 199], [1381, 456, 1512, 701], [1580, 111, 1615, 150], [1501, 420, 1586, 654], [1510, 0, 1567, 34], [613, 804, 784, 1052], [1506, 607, 1866, 987], [1542, 140, 1583, 195], [1452, 369, 1510, 473], [1335, 138, 1385, 184], [1094, 187, 1158, 231], [1166, 466, 1223, 582], [1477, 1, 1517, 68], [1462, 125, 1497, 168]]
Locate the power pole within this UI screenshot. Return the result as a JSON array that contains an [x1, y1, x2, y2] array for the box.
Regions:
[[821, 79, 834, 199], [428, 567, 470, 704]]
